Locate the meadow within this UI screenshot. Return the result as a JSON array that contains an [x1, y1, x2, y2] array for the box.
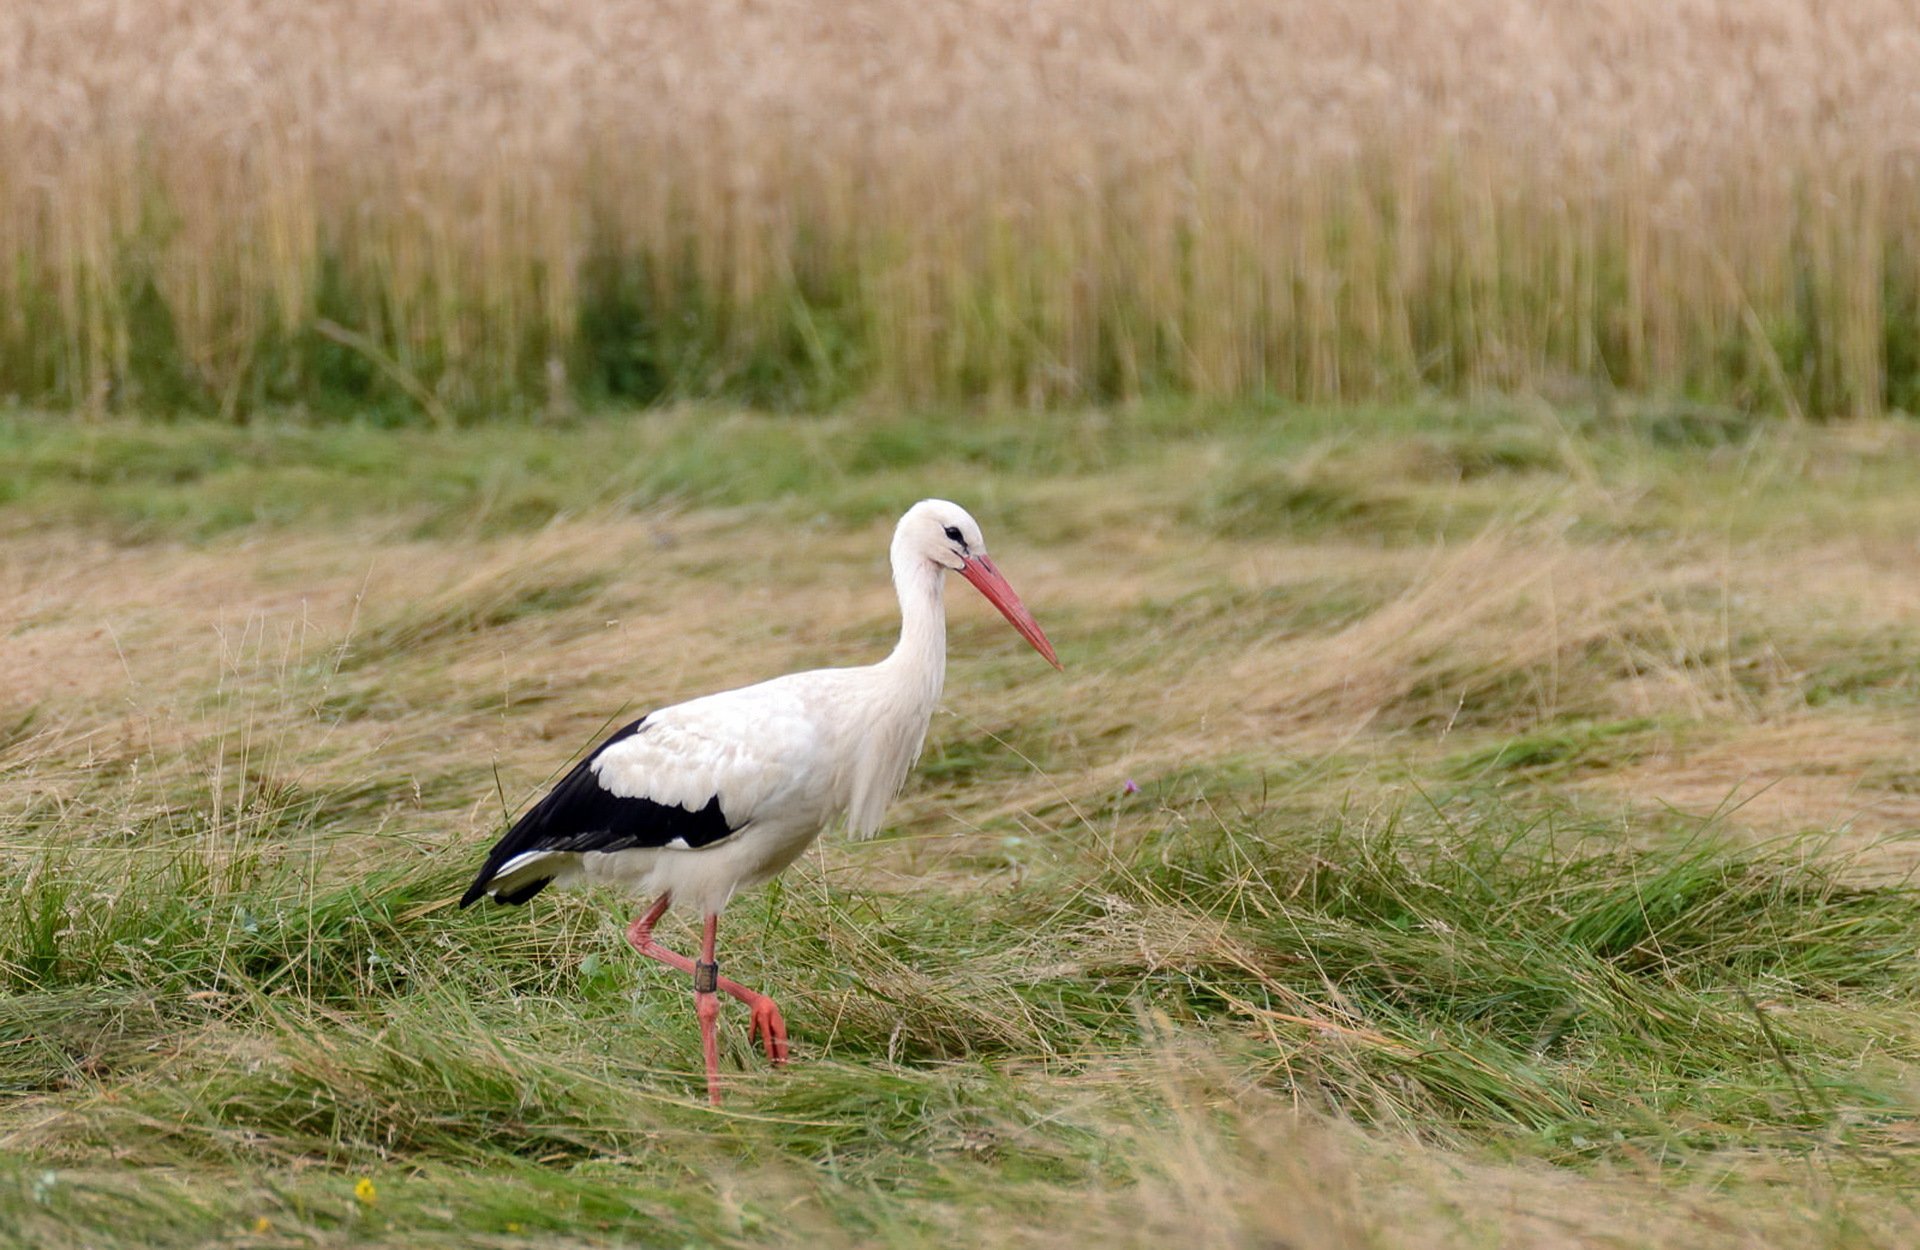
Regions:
[[6, 1, 1920, 1244], [2, 400, 1920, 1247]]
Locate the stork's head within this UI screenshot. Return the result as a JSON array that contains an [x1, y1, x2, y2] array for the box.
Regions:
[[897, 499, 1062, 669]]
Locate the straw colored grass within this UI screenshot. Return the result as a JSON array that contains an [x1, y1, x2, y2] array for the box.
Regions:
[[4, 402, 1920, 1246], [4, 1, 1918, 415]]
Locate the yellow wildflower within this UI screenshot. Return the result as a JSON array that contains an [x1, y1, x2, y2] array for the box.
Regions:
[[354, 1177, 377, 1205], [252, 1217, 271, 1233]]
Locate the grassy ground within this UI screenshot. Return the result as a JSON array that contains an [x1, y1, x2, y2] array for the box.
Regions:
[[2, 401, 1919, 1246]]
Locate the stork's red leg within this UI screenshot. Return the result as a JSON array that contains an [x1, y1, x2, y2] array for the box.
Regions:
[[624, 895, 792, 1101], [694, 914, 723, 1105]]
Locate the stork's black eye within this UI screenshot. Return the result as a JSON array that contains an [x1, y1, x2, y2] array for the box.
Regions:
[[943, 525, 964, 544]]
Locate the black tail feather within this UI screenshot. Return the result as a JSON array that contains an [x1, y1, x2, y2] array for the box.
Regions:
[[457, 713, 737, 910]]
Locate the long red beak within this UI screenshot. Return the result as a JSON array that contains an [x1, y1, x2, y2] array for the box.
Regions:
[[958, 555, 1063, 670]]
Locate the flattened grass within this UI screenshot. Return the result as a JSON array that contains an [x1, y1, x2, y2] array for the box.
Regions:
[[5, 764, 1916, 1140], [4, 784, 1917, 1243], [3, 402, 1920, 1245]]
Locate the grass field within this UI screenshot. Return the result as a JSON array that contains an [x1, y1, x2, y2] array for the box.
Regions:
[[2, 400, 1919, 1246]]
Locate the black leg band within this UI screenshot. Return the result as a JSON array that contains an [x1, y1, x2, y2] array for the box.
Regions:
[[693, 960, 719, 994]]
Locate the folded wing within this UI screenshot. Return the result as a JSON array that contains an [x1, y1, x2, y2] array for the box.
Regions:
[[459, 682, 832, 907]]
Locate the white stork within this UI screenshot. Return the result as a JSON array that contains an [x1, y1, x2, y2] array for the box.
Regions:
[[460, 499, 1060, 1105]]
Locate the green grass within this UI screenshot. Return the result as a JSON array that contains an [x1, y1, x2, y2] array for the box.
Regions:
[[4, 397, 1917, 547], [4, 401, 1920, 1246], [7, 783, 1918, 1209], [3, 788, 1917, 1244]]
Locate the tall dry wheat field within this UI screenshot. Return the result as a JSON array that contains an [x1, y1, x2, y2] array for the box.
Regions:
[[3, 0, 1918, 416]]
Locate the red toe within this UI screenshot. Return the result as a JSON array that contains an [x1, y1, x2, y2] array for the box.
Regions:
[[749, 1000, 790, 1066]]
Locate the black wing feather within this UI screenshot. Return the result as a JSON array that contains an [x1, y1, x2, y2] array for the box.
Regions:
[[459, 717, 737, 907]]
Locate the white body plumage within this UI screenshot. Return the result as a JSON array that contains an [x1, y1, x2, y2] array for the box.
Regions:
[[465, 499, 1062, 917], [524, 646, 941, 916]]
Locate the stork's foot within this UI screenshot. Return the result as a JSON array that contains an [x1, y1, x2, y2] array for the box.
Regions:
[[741, 992, 789, 1066]]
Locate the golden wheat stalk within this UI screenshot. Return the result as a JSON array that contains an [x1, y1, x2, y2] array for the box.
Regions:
[[0, 0, 1914, 414]]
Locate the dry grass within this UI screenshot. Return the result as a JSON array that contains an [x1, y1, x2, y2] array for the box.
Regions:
[[4, 1, 1918, 414], [5, 405, 1920, 1245], [5, 412, 1920, 863]]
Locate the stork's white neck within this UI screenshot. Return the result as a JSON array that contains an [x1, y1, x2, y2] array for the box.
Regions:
[[882, 544, 948, 710], [840, 511, 968, 838]]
